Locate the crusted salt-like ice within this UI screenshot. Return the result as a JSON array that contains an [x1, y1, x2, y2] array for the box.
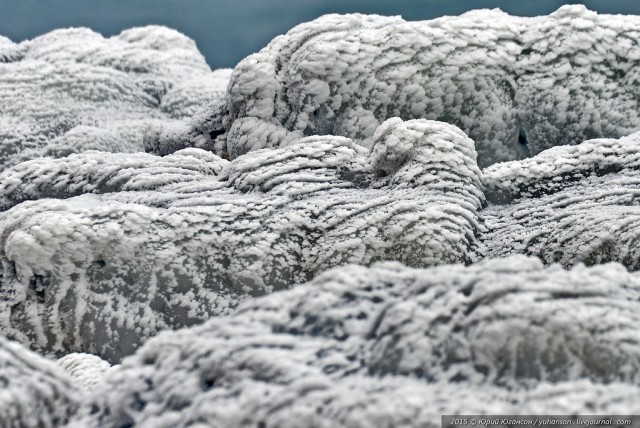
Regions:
[[68, 257, 640, 427], [0, 26, 229, 170], [198, 5, 640, 167], [57, 353, 113, 391], [0, 118, 483, 362], [481, 131, 640, 268], [221, 10, 522, 167], [2, 6, 640, 423], [0, 337, 79, 427], [0, 148, 227, 211]]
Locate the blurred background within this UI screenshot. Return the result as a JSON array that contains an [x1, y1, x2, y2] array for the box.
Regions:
[[1, 0, 639, 69]]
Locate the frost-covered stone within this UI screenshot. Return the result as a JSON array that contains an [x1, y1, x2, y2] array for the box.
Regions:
[[222, 10, 523, 167], [0, 26, 229, 169], [57, 353, 113, 391], [517, 6, 640, 155], [211, 5, 640, 167], [69, 257, 640, 427], [481, 131, 640, 268], [0, 148, 227, 211], [0, 337, 79, 427], [0, 119, 483, 362], [142, 99, 229, 157]]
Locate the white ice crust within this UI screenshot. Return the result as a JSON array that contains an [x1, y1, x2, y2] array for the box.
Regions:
[[208, 5, 640, 167], [0, 337, 79, 427], [57, 353, 113, 391], [1, 6, 640, 424], [0, 118, 483, 362], [0, 26, 229, 170], [481, 131, 640, 268], [68, 257, 640, 427]]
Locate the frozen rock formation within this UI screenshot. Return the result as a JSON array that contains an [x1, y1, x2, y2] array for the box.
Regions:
[[203, 5, 640, 167], [516, 6, 640, 155], [0, 26, 229, 169], [0, 118, 483, 362], [222, 10, 522, 167], [69, 257, 640, 427], [0, 337, 79, 427], [57, 353, 113, 391], [481, 131, 640, 269], [0, 148, 227, 211]]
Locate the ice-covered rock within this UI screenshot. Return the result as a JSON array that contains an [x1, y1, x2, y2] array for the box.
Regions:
[[221, 10, 523, 167], [0, 337, 79, 427], [205, 5, 640, 167], [517, 6, 640, 155], [69, 257, 640, 427], [0, 148, 227, 211], [0, 118, 483, 362], [57, 353, 113, 391], [481, 131, 640, 268], [0, 26, 229, 170]]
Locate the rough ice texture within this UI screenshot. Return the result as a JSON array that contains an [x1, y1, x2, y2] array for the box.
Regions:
[[0, 148, 227, 211], [57, 353, 113, 391], [69, 257, 640, 427], [3, 7, 640, 423], [0, 337, 79, 427], [0, 118, 483, 362], [202, 5, 640, 167], [0, 26, 229, 170], [481, 131, 640, 269]]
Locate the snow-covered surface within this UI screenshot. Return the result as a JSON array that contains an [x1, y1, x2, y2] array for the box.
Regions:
[[481, 131, 640, 268], [69, 257, 640, 427], [0, 337, 79, 427], [57, 353, 113, 391], [0, 118, 483, 362], [201, 5, 640, 167], [0, 26, 229, 170], [2, 5, 640, 425]]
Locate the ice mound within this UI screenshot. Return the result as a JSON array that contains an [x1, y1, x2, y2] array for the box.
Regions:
[[0, 337, 79, 427], [0, 26, 229, 170], [0, 148, 227, 211], [3, 7, 640, 423], [200, 5, 640, 167], [0, 118, 483, 362], [481, 131, 640, 268], [68, 257, 640, 427], [57, 353, 113, 391]]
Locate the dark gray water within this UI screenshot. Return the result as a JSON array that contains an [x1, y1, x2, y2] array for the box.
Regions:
[[1, 0, 639, 68]]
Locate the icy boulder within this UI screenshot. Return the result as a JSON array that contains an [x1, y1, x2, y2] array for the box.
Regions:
[[69, 257, 640, 427], [517, 6, 640, 155], [0, 118, 483, 362], [222, 10, 523, 167], [0, 337, 80, 427], [209, 5, 640, 167], [0, 148, 227, 211], [0, 26, 229, 169], [57, 353, 113, 391], [481, 131, 640, 269]]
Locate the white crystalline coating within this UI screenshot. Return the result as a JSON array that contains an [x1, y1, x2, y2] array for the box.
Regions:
[[481, 132, 640, 268], [214, 5, 640, 167], [57, 353, 113, 391], [159, 68, 232, 118], [68, 257, 640, 427], [0, 26, 229, 170], [0, 35, 22, 63], [0, 119, 483, 362], [223, 10, 522, 167], [0, 337, 79, 427], [482, 131, 640, 204], [0, 148, 227, 211], [517, 6, 640, 155]]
